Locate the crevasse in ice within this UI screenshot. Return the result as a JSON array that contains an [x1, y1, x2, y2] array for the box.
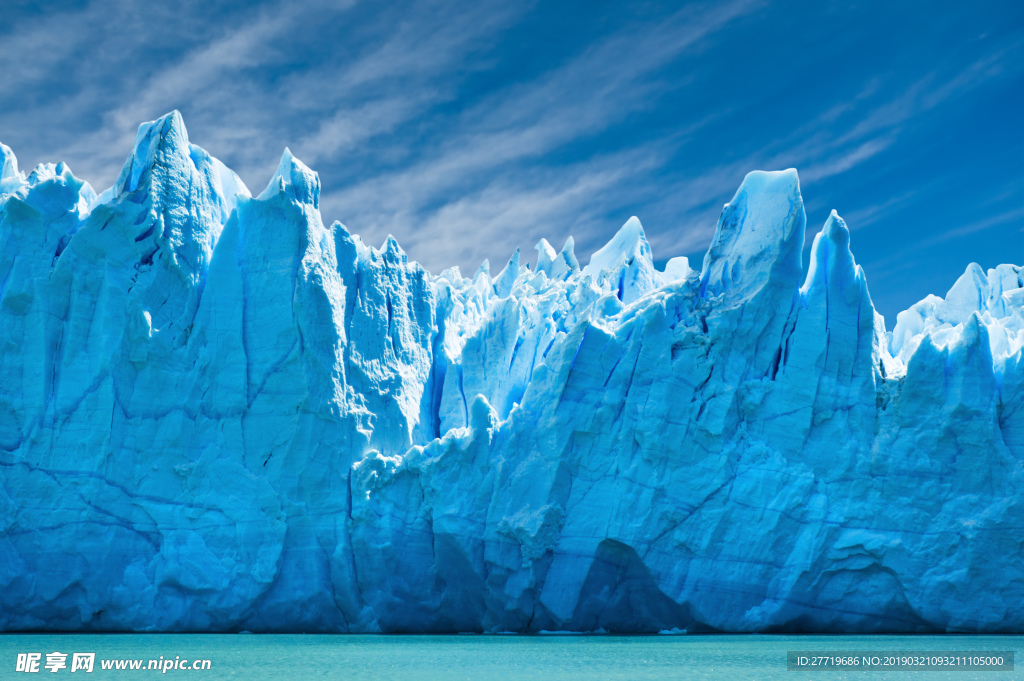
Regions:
[[1, 112, 1021, 633]]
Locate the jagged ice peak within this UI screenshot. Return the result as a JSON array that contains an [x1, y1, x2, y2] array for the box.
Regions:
[[0, 111, 1022, 634]]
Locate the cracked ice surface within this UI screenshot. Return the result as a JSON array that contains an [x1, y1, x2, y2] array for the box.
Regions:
[[1, 112, 1022, 633]]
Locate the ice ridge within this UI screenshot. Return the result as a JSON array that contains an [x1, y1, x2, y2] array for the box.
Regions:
[[0, 112, 1022, 634]]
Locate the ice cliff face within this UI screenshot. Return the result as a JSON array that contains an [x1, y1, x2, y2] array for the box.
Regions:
[[1, 112, 1022, 633]]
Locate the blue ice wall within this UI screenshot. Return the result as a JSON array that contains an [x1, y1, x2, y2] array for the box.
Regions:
[[1, 113, 1022, 633]]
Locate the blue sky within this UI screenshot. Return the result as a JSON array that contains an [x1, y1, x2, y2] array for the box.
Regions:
[[1, 0, 1021, 321]]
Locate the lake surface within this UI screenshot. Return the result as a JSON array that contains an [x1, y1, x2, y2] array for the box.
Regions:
[[1, 633, 1020, 680]]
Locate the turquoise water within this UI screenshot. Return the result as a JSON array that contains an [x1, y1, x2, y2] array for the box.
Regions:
[[1, 634, 1020, 680]]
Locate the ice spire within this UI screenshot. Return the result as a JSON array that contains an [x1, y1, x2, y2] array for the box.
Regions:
[[258, 147, 321, 208], [699, 169, 805, 306]]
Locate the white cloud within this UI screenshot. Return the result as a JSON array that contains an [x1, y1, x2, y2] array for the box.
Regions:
[[1, 0, 1018, 290], [317, 0, 763, 271]]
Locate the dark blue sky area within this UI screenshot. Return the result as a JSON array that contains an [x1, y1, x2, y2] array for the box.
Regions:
[[1, 0, 1021, 320]]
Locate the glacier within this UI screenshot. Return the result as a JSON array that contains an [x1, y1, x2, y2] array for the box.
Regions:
[[0, 111, 1022, 633]]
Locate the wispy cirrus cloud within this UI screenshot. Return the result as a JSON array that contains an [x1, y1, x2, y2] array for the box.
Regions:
[[634, 34, 1024, 266], [1, 0, 1020, 318], [319, 0, 764, 269], [0, 0, 526, 192], [919, 207, 1024, 249]]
